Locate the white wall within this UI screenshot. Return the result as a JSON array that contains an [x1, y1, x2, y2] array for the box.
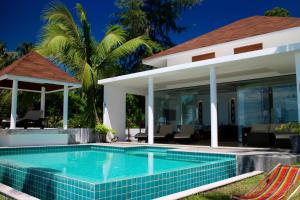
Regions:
[[103, 85, 126, 141], [0, 134, 69, 147], [103, 85, 147, 141], [146, 27, 300, 67]]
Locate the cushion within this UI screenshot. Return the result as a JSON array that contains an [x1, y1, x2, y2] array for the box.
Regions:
[[251, 124, 269, 133]]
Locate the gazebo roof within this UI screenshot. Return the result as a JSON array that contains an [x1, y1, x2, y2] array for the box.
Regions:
[[0, 51, 81, 92]]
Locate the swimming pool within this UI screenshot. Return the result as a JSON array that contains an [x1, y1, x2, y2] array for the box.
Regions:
[[0, 145, 236, 200]]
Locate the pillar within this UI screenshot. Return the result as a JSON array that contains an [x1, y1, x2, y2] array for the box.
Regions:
[[10, 80, 18, 129], [295, 53, 300, 122], [148, 77, 154, 145], [40, 87, 46, 118], [63, 85, 69, 129], [210, 67, 218, 147]]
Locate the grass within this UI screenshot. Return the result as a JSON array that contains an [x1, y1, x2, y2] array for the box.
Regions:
[[184, 174, 264, 200], [0, 194, 12, 200], [185, 172, 300, 200], [186, 162, 300, 200]]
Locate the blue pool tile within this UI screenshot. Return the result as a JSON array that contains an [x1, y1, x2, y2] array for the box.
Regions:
[[0, 145, 236, 200]]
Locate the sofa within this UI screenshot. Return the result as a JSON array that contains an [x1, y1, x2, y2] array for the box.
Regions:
[[245, 124, 294, 148], [245, 124, 275, 147]]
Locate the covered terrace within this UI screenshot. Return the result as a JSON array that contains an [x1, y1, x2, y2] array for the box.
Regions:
[[98, 42, 300, 147]]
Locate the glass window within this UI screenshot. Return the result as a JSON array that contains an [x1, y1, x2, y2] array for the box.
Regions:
[[237, 82, 297, 126], [237, 87, 269, 126], [272, 85, 297, 123]]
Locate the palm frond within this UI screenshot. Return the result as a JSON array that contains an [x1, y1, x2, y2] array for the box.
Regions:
[[108, 36, 158, 61], [95, 25, 127, 62], [82, 63, 96, 91], [76, 3, 95, 65], [42, 1, 81, 42]]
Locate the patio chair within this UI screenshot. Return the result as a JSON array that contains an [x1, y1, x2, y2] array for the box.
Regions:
[[135, 129, 148, 142], [173, 124, 195, 142], [154, 125, 173, 141], [135, 127, 159, 142], [232, 164, 300, 200], [2, 110, 45, 129]]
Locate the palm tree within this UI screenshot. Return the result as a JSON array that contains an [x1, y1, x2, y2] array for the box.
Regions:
[[37, 2, 158, 126]]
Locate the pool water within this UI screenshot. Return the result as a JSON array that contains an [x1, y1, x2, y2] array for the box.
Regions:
[[0, 147, 201, 183], [0, 146, 237, 200]]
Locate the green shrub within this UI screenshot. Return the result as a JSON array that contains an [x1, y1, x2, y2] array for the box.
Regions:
[[94, 123, 116, 135], [276, 122, 300, 134]]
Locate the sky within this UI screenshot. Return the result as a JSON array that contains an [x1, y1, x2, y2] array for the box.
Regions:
[[1, 0, 300, 50]]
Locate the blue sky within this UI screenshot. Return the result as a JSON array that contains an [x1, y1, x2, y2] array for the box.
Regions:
[[1, 0, 300, 50]]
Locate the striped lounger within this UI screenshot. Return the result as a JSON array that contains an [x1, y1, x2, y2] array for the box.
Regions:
[[233, 164, 300, 200]]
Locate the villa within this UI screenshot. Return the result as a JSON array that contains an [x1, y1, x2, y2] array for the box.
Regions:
[[1, 15, 300, 200], [99, 16, 300, 148]]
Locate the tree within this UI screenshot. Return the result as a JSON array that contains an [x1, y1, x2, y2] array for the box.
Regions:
[[115, 0, 202, 48], [37, 2, 158, 126], [0, 42, 17, 70], [16, 42, 34, 56], [0, 42, 5, 56], [115, 0, 148, 39], [265, 7, 290, 17]]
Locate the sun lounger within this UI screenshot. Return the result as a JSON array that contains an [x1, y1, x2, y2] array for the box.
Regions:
[[2, 110, 44, 129], [233, 164, 300, 200], [174, 124, 194, 141], [135, 131, 148, 141], [135, 127, 160, 142], [154, 125, 173, 141]]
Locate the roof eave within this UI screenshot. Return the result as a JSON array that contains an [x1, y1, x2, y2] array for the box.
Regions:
[[99, 42, 300, 85], [2, 74, 81, 87]]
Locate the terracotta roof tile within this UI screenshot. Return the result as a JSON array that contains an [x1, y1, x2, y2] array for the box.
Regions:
[[0, 51, 80, 84], [145, 16, 300, 60]]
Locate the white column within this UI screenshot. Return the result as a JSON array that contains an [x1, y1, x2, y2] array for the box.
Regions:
[[210, 67, 218, 147], [63, 85, 69, 130], [145, 96, 148, 129], [10, 80, 18, 129], [40, 87, 46, 118], [295, 53, 300, 122], [148, 77, 154, 144]]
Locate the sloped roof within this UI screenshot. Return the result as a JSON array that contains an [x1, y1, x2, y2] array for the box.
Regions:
[[145, 16, 300, 60], [0, 51, 80, 84]]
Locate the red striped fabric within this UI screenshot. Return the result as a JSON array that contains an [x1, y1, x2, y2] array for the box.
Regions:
[[237, 165, 300, 200]]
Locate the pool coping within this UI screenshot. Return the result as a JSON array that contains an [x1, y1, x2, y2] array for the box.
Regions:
[[0, 182, 39, 200], [154, 170, 263, 200]]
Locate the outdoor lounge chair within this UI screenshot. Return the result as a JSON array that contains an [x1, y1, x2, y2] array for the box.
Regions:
[[154, 125, 173, 141], [135, 127, 159, 142], [232, 164, 300, 200], [173, 124, 194, 142], [135, 131, 148, 142], [2, 110, 44, 129]]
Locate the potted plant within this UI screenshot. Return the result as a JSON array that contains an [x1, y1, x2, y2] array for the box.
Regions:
[[126, 118, 134, 142], [94, 123, 116, 143], [276, 122, 300, 153]]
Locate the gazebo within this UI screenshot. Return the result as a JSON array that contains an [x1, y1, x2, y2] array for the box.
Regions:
[[0, 51, 81, 129]]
